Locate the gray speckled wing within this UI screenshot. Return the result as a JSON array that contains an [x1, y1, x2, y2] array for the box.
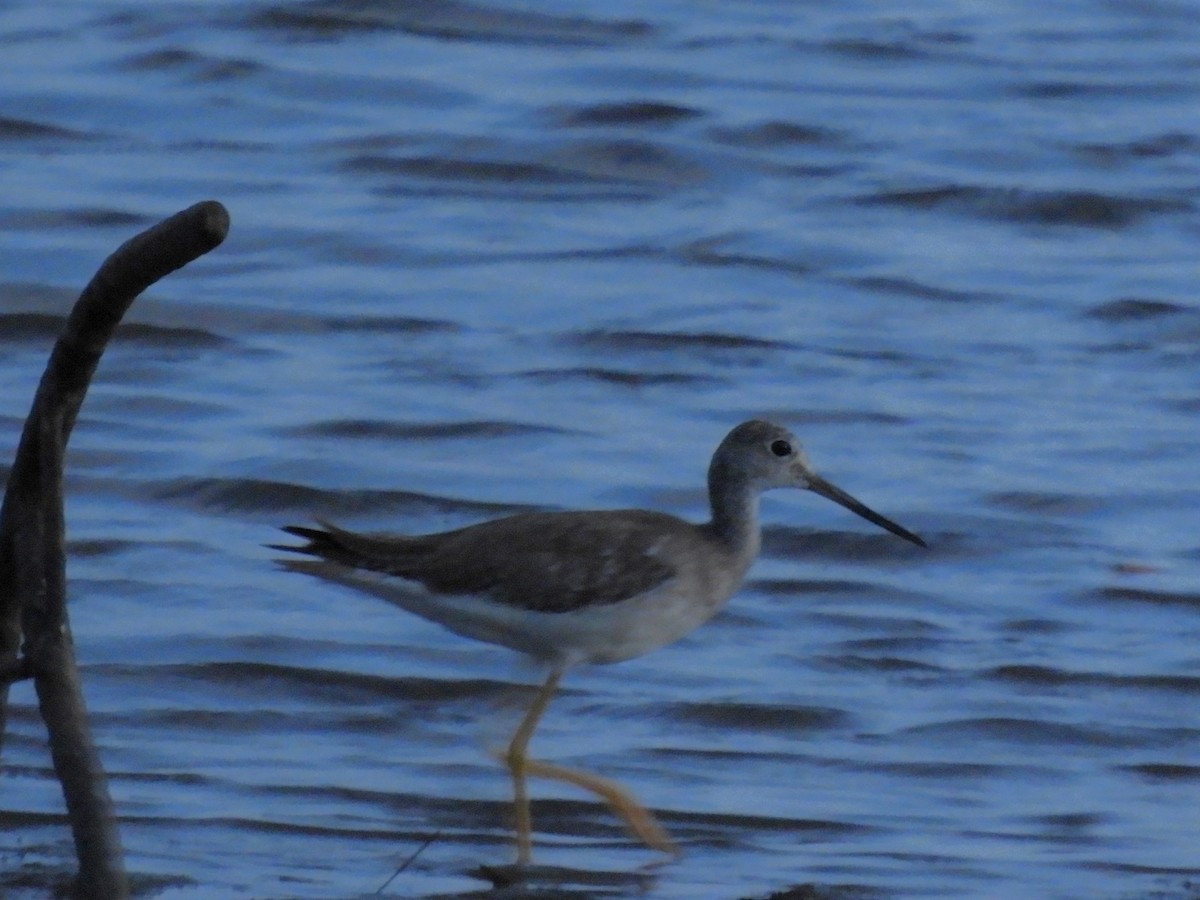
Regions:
[[279, 509, 685, 613]]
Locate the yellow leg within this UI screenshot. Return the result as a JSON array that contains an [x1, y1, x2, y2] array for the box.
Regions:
[[505, 667, 564, 864], [524, 758, 679, 857], [502, 667, 679, 862]]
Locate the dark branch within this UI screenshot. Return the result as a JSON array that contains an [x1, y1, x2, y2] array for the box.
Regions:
[[0, 201, 230, 899], [0, 655, 32, 685], [38, 200, 231, 448]]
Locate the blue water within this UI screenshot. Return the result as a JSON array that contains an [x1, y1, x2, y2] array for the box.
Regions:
[[2, 1, 1199, 898]]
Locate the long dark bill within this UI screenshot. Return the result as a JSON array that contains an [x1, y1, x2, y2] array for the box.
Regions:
[[807, 474, 927, 548]]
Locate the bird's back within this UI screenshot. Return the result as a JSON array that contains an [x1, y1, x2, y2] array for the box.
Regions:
[[280, 508, 722, 614]]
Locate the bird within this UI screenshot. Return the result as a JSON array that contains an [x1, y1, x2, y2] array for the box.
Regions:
[[273, 419, 926, 864]]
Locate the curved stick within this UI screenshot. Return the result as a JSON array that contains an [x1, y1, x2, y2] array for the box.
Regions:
[[0, 200, 230, 898]]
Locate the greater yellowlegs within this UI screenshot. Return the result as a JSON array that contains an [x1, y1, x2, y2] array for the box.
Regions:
[[274, 419, 925, 863]]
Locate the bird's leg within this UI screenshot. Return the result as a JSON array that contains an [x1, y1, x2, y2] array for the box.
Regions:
[[502, 668, 678, 861], [524, 757, 679, 857], [505, 667, 563, 865]]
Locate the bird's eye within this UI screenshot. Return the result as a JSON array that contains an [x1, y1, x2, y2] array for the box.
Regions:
[[770, 439, 792, 457]]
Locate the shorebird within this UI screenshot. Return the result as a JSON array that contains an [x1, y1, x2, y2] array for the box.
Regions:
[[274, 419, 925, 863]]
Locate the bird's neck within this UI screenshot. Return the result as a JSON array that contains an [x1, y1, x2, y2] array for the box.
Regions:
[[704, 459, 762, 566]]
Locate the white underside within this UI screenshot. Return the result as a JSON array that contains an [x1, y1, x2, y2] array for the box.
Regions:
[[290, 562, 735, 667]]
